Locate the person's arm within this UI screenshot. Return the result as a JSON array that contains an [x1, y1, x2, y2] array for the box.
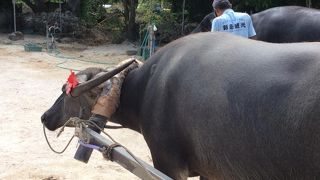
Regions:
[[247, 15, 257, 39], [211, 18, 221, 32]]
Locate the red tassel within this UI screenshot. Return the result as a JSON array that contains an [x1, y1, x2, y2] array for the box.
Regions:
[[66, 70, 78, 95]]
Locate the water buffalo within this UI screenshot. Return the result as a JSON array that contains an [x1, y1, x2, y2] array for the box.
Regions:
[[191, 12, 215, 33], [193, 6, 320, 43], [42, 32, 320, 179], [252, 6, 320, 43]]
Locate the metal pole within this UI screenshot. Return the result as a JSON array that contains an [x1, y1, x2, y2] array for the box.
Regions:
[[148, 25, 154, 58], [12, 0, 16, 32], [76, 127, 173, 180], [46, 24, 49, 52]]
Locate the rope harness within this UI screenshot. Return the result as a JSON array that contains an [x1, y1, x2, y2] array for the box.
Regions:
[[43, 117, 155, 179], [43, 117, 120, 159], [76, 139, 121, 161], [101, 143, 121, 161], [43, 125, 74, 154]]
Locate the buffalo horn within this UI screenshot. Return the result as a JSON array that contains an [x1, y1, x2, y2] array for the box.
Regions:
[[71, 59, 135, 97]]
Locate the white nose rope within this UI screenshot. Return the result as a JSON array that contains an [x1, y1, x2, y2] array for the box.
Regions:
[[43, 124, 75, 154]]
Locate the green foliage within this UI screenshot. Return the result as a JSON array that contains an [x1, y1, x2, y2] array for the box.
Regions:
[[136, 1, 159, 25], [152, 11, 183, 43], [80, 0, 108, 27], [137, 1, 182, 43], [98, 4, 126, 43]]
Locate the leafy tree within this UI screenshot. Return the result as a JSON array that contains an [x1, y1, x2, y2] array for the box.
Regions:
[[5, 0, 320, 41], [137, 1, 182, 43], [105, 0, 138, 40], [123, 0, 139, 40], [80, 0, 107, 26], [170, 0, 212, 22]]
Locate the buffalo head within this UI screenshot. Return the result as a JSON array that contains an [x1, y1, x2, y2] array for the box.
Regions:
[[41, 68, 107, 130], [41, 60, 135, 131]]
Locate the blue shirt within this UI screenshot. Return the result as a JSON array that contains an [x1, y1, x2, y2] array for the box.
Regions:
[[211, 9, 256, 38]]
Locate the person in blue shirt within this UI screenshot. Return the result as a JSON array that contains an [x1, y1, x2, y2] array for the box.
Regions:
[[211, 0, 256, 39]]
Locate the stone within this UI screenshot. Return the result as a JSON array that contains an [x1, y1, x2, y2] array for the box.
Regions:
[[8, 31, 24, 41]]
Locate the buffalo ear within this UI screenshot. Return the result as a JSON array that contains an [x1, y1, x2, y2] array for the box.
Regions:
[[82, 73, 103, 99], [91, 72, 111, 95], [77, 74, 88, 83], [71, 59, 135, 97], [75, 72, 106, 97]]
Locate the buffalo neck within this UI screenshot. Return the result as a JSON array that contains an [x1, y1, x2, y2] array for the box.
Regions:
[[111, 68, 144, 132]]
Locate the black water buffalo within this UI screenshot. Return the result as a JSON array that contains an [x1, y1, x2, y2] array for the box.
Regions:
[[42, 32, 320, 179], [193, 6, 320, 43], [252, 6, 320, 42], [191, 12, 215, 33]]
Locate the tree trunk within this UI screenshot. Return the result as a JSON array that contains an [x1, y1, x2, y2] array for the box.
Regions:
[[122, 0, 138, 41], [123, 0, 129, 26]]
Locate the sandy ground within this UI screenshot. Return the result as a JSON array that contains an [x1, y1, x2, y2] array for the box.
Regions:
[[0, 34, 156, 180]]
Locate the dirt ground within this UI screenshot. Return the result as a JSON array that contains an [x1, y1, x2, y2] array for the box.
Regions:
[[0, 33, 156, 180]]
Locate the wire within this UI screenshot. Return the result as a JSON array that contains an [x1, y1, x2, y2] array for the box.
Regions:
[[47, 48, 116, 71]]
